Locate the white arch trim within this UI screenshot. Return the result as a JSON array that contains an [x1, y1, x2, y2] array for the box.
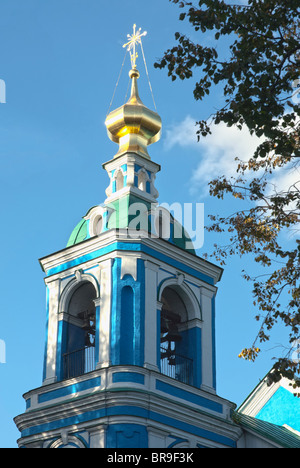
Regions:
[[158, 277, 202, 322], [49, 435, 86, 448], [58, 271, 100, 314]]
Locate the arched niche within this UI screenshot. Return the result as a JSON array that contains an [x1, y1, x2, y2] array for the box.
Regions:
[[115, 169, 125, 191], [158, 279, 201, 321], [119, 285, 134, 364], [137, 168, 150, 193], [138, 169, 146, 191]]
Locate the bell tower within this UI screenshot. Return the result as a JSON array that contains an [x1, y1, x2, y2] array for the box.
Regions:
[[14, 26, 241, 449]]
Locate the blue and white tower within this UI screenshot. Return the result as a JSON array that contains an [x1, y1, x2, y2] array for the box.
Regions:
[[14, 28, 242, 449]]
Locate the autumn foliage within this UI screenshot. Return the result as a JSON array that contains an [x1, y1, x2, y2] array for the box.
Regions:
[[155, 0, 300, 387]]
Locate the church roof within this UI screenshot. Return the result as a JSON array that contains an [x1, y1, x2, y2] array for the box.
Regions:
[[66, 218, 88, 247], [66, 209, 196, 255], [234, 412, 300, 448]]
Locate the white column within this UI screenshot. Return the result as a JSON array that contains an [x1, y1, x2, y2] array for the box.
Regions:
[[97, 259, 112, 368], [43, 278, 61, 385], [144, 260, 160, 371], [126, 160, 135, 187], [89, 425, 107, 448], [200, 286, 216, 392], [148, 426, 169, 448]]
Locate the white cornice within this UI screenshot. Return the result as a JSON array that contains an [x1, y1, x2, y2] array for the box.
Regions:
[[238, 377, 280, 417], [102, 152, 161, 173], [15, 366, 240, 445], [39, 229, 223, 286], [104, 185, 158, 205]]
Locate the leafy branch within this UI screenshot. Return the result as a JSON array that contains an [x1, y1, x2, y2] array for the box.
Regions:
[[156, 0, 300, 386]]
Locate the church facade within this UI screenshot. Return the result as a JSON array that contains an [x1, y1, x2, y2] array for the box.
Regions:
[[14, 30, 300, 449]]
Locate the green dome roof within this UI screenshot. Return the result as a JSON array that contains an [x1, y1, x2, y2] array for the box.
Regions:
[[66, 219, 89, 247], [66, 204, 196, 256]]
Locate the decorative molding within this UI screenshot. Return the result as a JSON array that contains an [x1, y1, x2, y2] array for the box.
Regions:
[[58, 272, 100, 314], [48, 434, 87, 449], [157, 276, 202, 321], [39, 229, 222, 288], [176, 273, 185, 285], [75, 269, 82, 282], [120, 256, 137, 281]]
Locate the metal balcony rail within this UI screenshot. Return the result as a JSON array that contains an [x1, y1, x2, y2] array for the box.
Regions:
[[63, 346, 95, 380], [62, 345, 193, 384], [160, 346, 193, 386]]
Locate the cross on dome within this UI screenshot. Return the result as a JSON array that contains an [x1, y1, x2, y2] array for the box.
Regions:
[[123, 24, 147, 69]]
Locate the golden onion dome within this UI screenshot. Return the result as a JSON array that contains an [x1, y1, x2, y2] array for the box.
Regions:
[[105, 67, 162, 159]]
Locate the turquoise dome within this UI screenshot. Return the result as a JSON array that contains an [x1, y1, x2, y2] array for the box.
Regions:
[[66, 207, 196, 255], [66, 219, 89, 247]]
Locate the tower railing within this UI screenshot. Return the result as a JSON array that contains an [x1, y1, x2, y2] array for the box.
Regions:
[[160, 346, 193, 386], [62, 345, 193, 385], [63, 346, 95, 380]]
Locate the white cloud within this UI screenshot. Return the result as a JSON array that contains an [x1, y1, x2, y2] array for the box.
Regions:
[[269, 164, 300, 239], [163, 115, 199, 151], [164, 116, 263, 196], [269, 164, 300, 195], [164, 114, 300, 238]]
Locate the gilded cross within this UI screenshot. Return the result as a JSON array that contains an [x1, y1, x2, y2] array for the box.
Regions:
[[123, 24, 147, 69]]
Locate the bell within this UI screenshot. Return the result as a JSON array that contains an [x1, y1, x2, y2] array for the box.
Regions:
[[163, 309, 181, 324], [165, 322, 181, 342], [79, 309, 96, 330], [163, 332, 181, 343]]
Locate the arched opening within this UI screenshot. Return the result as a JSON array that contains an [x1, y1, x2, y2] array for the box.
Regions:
[[63, 282, 97, 379], [138, 170, 146, 191], [94, 215, 103, 236], [116, 170, 124, 191], [160, 286, 193, 385]]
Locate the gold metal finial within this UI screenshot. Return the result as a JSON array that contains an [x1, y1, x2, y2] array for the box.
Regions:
[[123, 24, 147, 69], [105, 24, 161, 160]]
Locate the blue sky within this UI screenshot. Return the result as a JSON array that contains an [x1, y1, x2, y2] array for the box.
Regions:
[[0, 0, 292, 447]]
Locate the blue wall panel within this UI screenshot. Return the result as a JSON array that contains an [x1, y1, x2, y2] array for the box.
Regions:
[[106, 424, 148, 448], [110, 258, 145, 367]]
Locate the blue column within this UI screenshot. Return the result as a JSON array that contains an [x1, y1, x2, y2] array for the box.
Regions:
[[55, 319, 68, 381], [120, 286, 134, 364], [176, 327, 202, 388], [110, 258, 145, 366]]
